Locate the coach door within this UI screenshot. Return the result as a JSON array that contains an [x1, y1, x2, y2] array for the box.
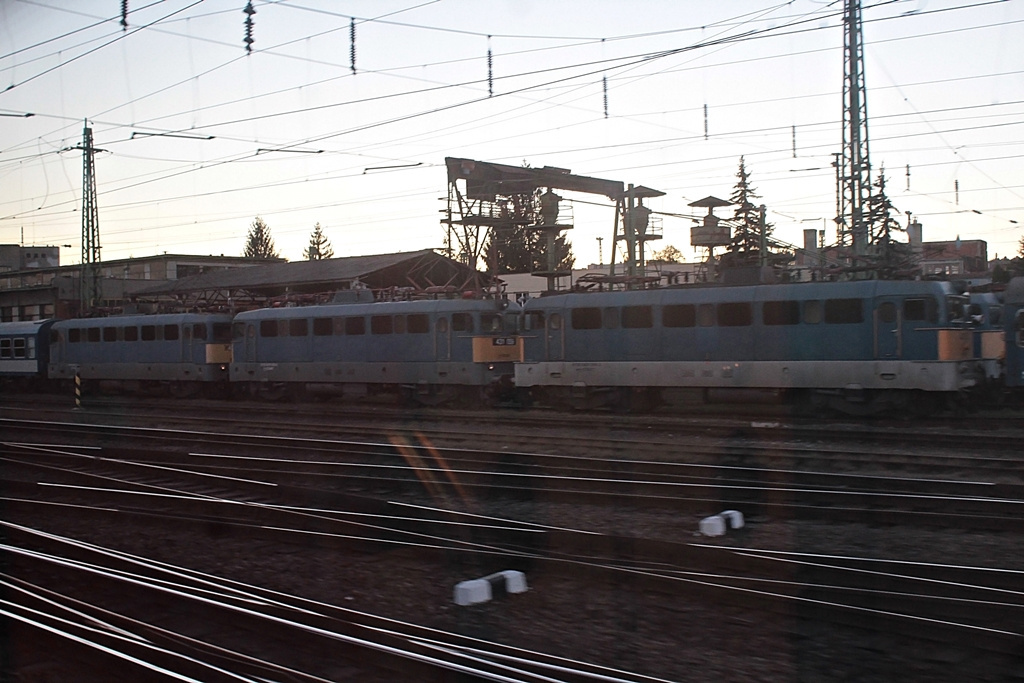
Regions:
[[874, 299, 901, 358], [547, 312, 564, 361], [435, 316, 450, 361]]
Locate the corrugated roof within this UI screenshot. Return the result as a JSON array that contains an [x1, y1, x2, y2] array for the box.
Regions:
[[134, 249, 450, 295]]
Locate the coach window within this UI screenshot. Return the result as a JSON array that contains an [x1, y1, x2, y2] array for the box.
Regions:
[[0, 339, 10, 358], [452, 313, 473, 333], [345, 316, 365, 335], [313, 318, 333, 336], [663, 304, 696, 328], [26, 337, 35, 359], [571, 307, 602, 330], [697, 303, 715, 327], [718, 302, 752, 327], [371, 315, 393, 335], [13, 338, 26, 358], [824, 298, 863, 324], [763, 300, 800, 325], [289, 319, 308, 337], [804, 300, 822, 324], [407, 313, 429, 334], [603, 307, 619, 329], [69, 328, 81, 343], [87, 327, 101, 343], [124, 326, 138, 342], [259, 320, 278, 338], [192, 323, 208, 340], [622, 305, 653, 329]]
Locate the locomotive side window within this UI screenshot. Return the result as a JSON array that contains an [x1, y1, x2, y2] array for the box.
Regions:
[[824, 298, 863, 324], [192, 323, 208, 340], [571, 307, 602, 330], [407, 314, 429, 334], [603, 307, 619, 329], [259, 320, 278, 338], [289, 319, 308, 337], [371, 315, 393, 335], [124, 326, 138, 342], [622, 305, 653, 329], [313, 318, 333, 336], [69, 328, 82, 343], [697, 304, 715, 327], [718, 302, 752, 327], [232, 322, 246, 340], [763, 300, 800, 325], [663, 304, 696, 328], [345, 317, 365, 335], [164, 325, 180, 341], [103, 327, 118, 342], [904, 298, 937, 323], [394, 315, 407, 334], [803, 300, 822, 324], [141, 325, 159, 341], [878, 302, 897, 324], [87, 328, 101, 342], [452, 313, 473, 333]]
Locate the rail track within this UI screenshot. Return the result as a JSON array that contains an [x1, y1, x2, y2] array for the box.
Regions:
[[3, 402, 1023, 680]]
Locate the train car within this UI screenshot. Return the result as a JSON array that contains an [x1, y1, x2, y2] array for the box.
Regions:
[[230, 294, 523, 404], [515, 279, 980, 414], [1003, 277, 1024, 393], [48, 313, 234, 397], [966, 290, 1005, 396], [0, 319, 56, 388]]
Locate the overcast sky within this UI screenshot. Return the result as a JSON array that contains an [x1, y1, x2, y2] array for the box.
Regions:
[[1, 0, 1021, 268]]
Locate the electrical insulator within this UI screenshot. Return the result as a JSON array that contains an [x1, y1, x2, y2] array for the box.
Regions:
[[350, 18, 356, 74], [120, 0, 128, 30], [243, 2, 256, 53]]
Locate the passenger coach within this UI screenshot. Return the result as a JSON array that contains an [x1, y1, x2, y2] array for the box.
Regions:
[[0, 319, 56, 385], [48, 313, 234, 396], [231, 295, 522, 403], [515, 279, 980, 414]]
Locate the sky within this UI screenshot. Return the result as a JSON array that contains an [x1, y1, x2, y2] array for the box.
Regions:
[[1, 0, 1022, 270]]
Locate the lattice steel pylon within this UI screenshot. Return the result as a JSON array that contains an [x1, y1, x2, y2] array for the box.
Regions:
[[838, 0, 872, 260], [79, 123, 102, 313]]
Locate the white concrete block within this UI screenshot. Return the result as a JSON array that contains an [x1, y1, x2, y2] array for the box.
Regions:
[[699, 515, 726, 537], [453, 579, 491, 606], [488, 570, 528, 594], [720, 510, 745, 529]]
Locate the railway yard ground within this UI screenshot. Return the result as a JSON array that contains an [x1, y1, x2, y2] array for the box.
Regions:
[[2, 391, 1023, 682]]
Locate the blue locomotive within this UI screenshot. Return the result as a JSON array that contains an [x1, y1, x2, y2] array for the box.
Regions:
[[230, 293, 523, 404], [1004, 277, 1024, 390], [47, 313, 234, 397], [515, 279, 982, 415]]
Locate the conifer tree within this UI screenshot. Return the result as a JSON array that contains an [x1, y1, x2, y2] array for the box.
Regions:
[[303, 222, 334, 260], [726, 156, 772, 264], [243, 217, 280, 259]]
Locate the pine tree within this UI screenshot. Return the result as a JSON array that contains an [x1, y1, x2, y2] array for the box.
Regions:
[[303, 222, 334, 260], [243, 217, 280, 259], [483, 191, 573, 274], [726, 157, 772, 264]]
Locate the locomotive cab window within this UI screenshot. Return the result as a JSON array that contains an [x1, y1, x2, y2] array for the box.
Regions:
[[904, 297, 937, 323], [233, 322, 246, 340], [212, 323, 231, 342], [524, 311, 545, 331], [947, 296, 968, 323], [481, 313, 502, 333], [192, 323, 208, 340], [452, 313, 473, 333], [989, 305, 1003, 326]]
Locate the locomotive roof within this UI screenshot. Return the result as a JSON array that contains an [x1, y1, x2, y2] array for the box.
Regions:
[[51, 312, 234, 327]]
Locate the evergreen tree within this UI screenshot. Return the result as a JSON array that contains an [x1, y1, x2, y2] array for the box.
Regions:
[[303, 222, 334, 260], [726, 156, 772, 264], [243, 217, 280, 259], [483, 191, 573, 274], [651, 245, 684, 263]]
